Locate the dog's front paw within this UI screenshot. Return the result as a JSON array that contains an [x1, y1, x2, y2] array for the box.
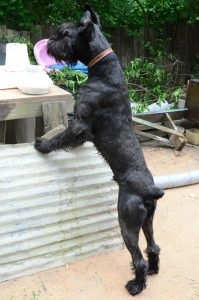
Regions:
[[125, 279, 146, 296], [34, 137, 52, 154]]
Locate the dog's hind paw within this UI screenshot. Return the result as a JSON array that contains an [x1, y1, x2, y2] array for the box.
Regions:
[[125, 279, 146, 296], [147, 264, 159, 275], [34, 137, 52, 154], [147, 248, 160, 275]]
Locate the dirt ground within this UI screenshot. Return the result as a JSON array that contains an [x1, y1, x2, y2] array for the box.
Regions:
[[1, 143, 199, 300]]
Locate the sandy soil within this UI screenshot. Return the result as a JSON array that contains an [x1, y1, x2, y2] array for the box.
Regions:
[[1, 143, 199, 300]]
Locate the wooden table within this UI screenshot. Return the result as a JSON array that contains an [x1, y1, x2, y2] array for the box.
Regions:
[[0, 85, 74, 143]]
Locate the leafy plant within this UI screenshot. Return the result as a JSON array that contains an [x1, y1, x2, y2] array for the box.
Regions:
[[31, 290, 40, 300], [125, 55, 184, 113], [0, 35, 36, 64], [1, 0, 199, 33], [48, 67, 88, 94], [0, 0, 33, 30]]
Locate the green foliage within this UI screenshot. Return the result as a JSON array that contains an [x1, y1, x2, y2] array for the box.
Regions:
[[21, 0, 82, 26], [0, 0, 198, 32], [48, 67, 88, 94], [81, 0, 199, 33], [0, 35, 36, 64], [31, 290, 40, 300], [125, 55, 184, 113], [0, 0, 81, 29], [0, 0, 33, 30], [49, 55, 184, 114]]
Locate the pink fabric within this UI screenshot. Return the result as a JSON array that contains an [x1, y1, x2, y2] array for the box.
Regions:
[[33, 39, 88, 74], [33, 39, 57, 69]]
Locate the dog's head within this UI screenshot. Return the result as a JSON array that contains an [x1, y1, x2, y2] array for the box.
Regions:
[[47, 5, 108, 65]]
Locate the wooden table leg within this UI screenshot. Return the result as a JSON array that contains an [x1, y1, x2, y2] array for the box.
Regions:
[[15, 118, 36, 143], [0, 121, 6, 144], [42, 101, 69, 133]]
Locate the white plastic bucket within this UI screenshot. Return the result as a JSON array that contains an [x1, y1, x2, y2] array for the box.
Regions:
[[5, 43, 30, 71]]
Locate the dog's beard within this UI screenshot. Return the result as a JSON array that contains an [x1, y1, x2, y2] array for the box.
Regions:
[[47, 39, 77, 66]]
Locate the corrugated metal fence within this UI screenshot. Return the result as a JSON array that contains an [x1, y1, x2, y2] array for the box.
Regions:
[[0, 143, 122, 282]]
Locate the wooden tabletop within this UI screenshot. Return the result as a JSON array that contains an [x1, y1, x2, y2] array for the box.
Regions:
[[0, 85, 72, 104], [0, 85, 74, 121]]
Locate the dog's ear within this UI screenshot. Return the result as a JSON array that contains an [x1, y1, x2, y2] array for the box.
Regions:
[[84, 4, 101, 28], [80, 10, 93, 34], [81, 10, 92, 26], [80, 5, 101, 34]]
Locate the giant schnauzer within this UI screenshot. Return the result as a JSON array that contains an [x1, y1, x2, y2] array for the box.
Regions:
[[35, 5, 164, 296]]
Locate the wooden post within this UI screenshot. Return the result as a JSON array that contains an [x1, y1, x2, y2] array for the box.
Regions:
[[42, 101, 69, 133], [21, 31, 31, 40], [0, 121, 6, 144], [185, 79, 199, 124], [164, 112, 186, 151], [0, 25, 7, 35], [15, 118, 36, 143], [31, 25, 43, 44]]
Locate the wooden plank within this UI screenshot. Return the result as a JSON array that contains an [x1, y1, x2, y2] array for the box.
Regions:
[[135, 129, 172, 146], [135, 128, 167, 142], [0, 25, 7, 35], [0, 121, 6, 144], [0, 86, 72, 104], [5, 120, 16, 143], [42, 101, 69, 133], [21, 30, 31, 40], [0, 86, 74, 121], [132, 116, 184, 137], [134, 122, 164, 131], [31, 25, 43, 44], [134, 124, 155, 131], [134, 108, 188, 123], [42, 124, 66, 139], [164, 112, 178, 130], [14, 118, 36, 143], [185, 79, 199, 123], [0, 100, 73, 121], [0, 102, 42, 121], [169, 134, 186, 151], [164, 112, 187, 151]]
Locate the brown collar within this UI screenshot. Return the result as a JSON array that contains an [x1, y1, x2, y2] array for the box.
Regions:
[[88, 48, 114, 68]]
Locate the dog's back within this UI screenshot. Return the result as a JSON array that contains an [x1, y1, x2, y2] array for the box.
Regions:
[[76, 51, 153, 186]]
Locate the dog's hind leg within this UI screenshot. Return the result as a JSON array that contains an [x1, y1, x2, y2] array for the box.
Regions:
[[142, 200, 160, 275], [118, 190, 148, 296], [34, 119, 93, 154]]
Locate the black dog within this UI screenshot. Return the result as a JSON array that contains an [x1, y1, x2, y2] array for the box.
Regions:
[[35, 5, 164, 296]]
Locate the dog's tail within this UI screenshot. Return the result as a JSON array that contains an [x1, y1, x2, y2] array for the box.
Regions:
[[148, 185, 164, 200]]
